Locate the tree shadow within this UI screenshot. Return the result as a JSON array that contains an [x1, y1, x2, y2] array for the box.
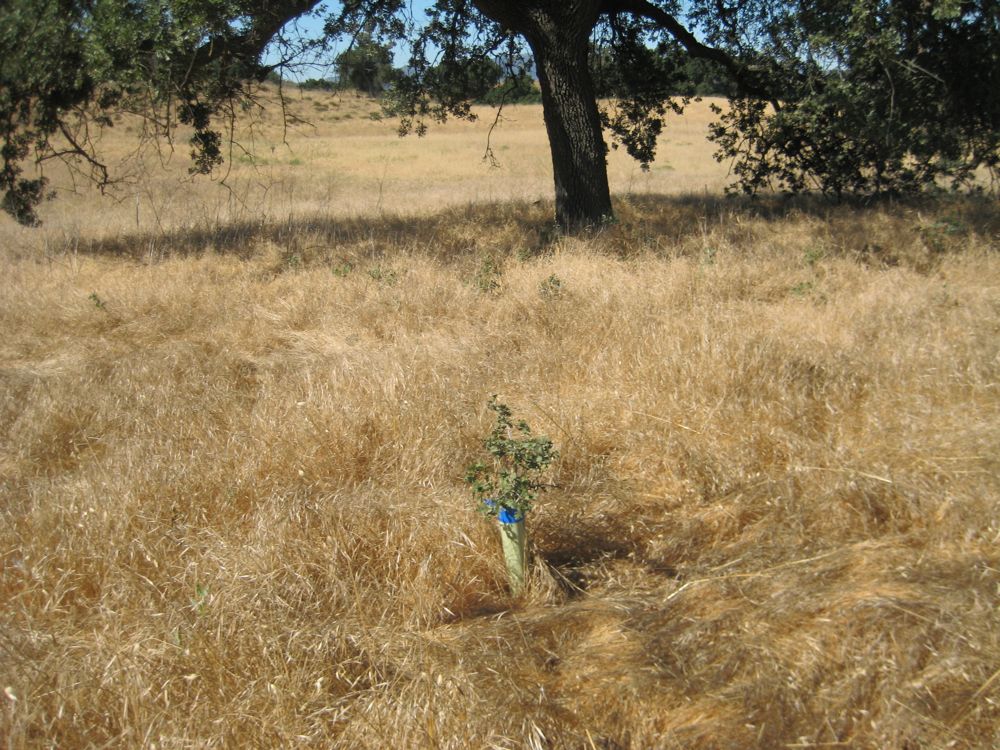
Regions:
[[616, 189, 999, 237], [533, 514, 679, 598], [61, 199, 559, 263], [60, 191, 997, 265]]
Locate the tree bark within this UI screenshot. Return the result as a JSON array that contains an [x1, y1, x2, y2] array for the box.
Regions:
[[530, 31, 613, 229], [475, 1, 613, 229]]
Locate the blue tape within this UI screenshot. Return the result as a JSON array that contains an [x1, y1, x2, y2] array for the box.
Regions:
[[482, 499, 523, 524], [498, 506, 522, 524]]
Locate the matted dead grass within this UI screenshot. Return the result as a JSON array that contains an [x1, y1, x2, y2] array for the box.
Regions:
[[1, 88, 999, 749]]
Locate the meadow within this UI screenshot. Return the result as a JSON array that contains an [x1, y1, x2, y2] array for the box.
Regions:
[[1, 87, 998, 748]]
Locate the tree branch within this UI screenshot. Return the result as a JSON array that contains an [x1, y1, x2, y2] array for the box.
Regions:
[[56, 121, 111, 189], [603, 0, 773, 100], [192, 0, 325, 77], [470, 0, 529, 30]]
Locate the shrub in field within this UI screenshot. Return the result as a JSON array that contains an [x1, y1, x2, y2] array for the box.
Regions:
[[466, 396, 557, 593], [466, 396, 557, 522]]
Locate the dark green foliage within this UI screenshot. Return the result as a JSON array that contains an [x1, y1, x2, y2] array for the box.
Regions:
[[675, 58, 735, 97], [0, 0, 93, 225], [0, 0, 315, 225], [466, 396, 557, 521], [334, 30, 399, 96], [0, 178, 49, 227], [298, 78, 339, 91], [702, 0, 1000, 197], [476, 68, 541, 105], [592, 18, 689, 169], [370, 4, 531, 137]]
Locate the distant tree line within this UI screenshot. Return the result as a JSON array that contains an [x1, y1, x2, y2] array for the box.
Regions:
[[290, 38, 733, 103]]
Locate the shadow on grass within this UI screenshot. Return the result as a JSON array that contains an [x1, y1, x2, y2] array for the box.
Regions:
[[62, 191, 998, 265], [534, 514, 679, 598], [62, 199, 557, 263]]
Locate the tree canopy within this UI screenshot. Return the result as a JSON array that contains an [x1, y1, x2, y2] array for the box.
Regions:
[[2, 0, 997, 227], [334, 26, 399, 95], [705, 0, 1000, 197]]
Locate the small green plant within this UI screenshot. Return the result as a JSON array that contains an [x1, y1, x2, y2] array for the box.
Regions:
[[804, 246, 826, 267], [367, 265, 397, 285], [88, 292, 106, 311], [465, 396, 557, 523], [191, 583, 209, 616], [473, 256, 502, 294], [790, 280, 815, 297], [538, 273, 563, 298], [918, 215, 966, 253], [331, 260, 354, 277], [237, 154, 269, 166], [466, 396, 557, 594]]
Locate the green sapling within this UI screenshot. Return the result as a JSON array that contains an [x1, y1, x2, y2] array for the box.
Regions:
[[466, 395, 557, 592]]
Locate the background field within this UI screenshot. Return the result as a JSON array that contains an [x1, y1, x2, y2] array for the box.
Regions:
[[2, 88, 999, 749], [2, 90, 728, 243]]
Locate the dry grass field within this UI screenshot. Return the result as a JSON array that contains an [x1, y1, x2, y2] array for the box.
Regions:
[[6, 89, 727, 240], [2, 87, 999, 749]]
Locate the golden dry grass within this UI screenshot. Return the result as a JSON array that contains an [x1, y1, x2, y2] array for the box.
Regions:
[[11, 87, 727, 239], [1, 88, 999, 749]]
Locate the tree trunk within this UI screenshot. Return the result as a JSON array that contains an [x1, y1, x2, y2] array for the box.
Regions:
[[475, 1, 612, 230], [527, 24, 613, 230]]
